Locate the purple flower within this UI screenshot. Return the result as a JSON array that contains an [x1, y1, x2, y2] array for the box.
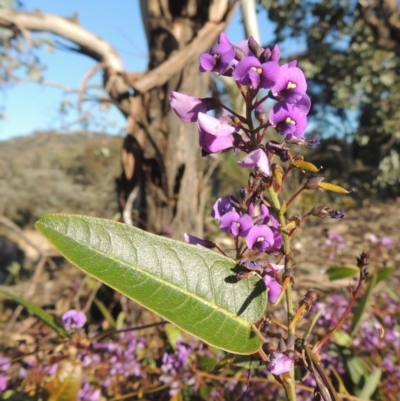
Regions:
[[237, 149, 270, 176], [271, 64, 307, 103], [266, 140, 290, 162], [197, 112, 235, 153], [169, 92, 218, 123], [0, 374, 8, 391], [326, 232, 345, 249], [211, 197, 235, 221], [246, 225, 274, 252], [328, 209, 345, 219], [219, 211, 253, 237], [0, 357, 11, 372], [381, 237, 394, 249], [269, 101, 308, 139], [183, 233, 215, 248], [267, 352, 292, 375], [255, 204, 271, 223], [79, 383, 101, 401], [61, 309, 87, 330], [294, 93, 311, 114], [199, 33, 235, 74], [232, 57, 280, 89], [263, 275, 282, 303]]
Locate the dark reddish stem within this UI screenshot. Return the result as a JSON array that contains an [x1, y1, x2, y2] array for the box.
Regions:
[[286, 185, 306, 208], [313, 270, 367, 354]]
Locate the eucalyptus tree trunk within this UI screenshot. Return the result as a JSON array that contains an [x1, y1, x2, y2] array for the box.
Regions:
[[118, 0, 235, 239]]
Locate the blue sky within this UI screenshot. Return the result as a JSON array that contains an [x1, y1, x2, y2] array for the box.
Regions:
[[0, 1, 284, 140]]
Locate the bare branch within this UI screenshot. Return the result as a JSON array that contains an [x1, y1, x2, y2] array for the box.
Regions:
[[0, 9, 123, 69], [131, 3, 239, 93]]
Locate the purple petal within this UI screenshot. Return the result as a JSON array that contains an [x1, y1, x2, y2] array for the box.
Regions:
[[170, 92, 218, 123], [267, 278, 282, 303], [200, 43, 235, 73], [257, 204, 271, 222], [183, 233, 215, 248], [237, 149, 270, 176], [62, 309, 87, 329], [295, 93, 311, 114], [272, 65, 307, 97], [232, 56, 261, 85], [218, 32, 230, 45], [246, 225, 274, 252], [269, 101, 308, 139], [381, 237, 394, 249], [267, 352, 292, 375], [211, 197, 235, 221], [237, 214, 254, 237], [220, 211, 241, 235], [270, 44, 280, 62], [197, 113, 235, 153], [259, 61, 281, 89], [199, 53, 217, 72]]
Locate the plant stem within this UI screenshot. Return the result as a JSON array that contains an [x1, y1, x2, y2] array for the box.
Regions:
[[267, 186, 296, 401]]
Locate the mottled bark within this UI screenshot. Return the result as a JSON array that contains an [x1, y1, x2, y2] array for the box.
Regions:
[[123, 0, 235, 239]]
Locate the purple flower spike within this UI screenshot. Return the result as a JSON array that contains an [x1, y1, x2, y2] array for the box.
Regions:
[[169, 92, 219, 123], [199, 37, 235, 74], [267, 352, 292, 375], [211, 197, 235, 221], [246, 225, 274, 252], [269, 101, 308, 139], [61, 309, 87, 330], [197, 112, 236, 153], [220, 211, 253, 237], [237, 149, 270, 176], [232, 57, 280, 89], [272, 64, 307, 103]]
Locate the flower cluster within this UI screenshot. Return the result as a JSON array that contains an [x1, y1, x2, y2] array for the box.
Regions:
[[170, 33, 312, 157]]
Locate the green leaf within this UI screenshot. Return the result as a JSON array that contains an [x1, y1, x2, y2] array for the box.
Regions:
[[375, 266, 394, 284], [358, 369, 381, 400], [0, 288, 70, 339], [197, 355, 219, 371], [35, 214, 267, 354], [351, 267, 393, 336], [345, 357, 368, 386], [327, 266, 359, 281], [351, 274, 377, 335]]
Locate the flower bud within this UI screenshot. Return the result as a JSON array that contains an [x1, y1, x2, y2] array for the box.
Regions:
[[248, 36, 264, 58], [304, 176, 325, 190], [262, 342, 275, 356], [254, 103, 266, 123], [233, 45, 246, 61], [271, 163, 283, 186], [260, 47, 271, 63]]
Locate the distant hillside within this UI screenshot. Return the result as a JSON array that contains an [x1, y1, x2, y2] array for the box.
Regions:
[[0, 131, 123, 227]]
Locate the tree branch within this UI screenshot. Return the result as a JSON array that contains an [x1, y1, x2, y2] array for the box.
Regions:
[[0, 8, 132, 116], [359, 0, 400, 55], [131, 2, 239, 93]]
